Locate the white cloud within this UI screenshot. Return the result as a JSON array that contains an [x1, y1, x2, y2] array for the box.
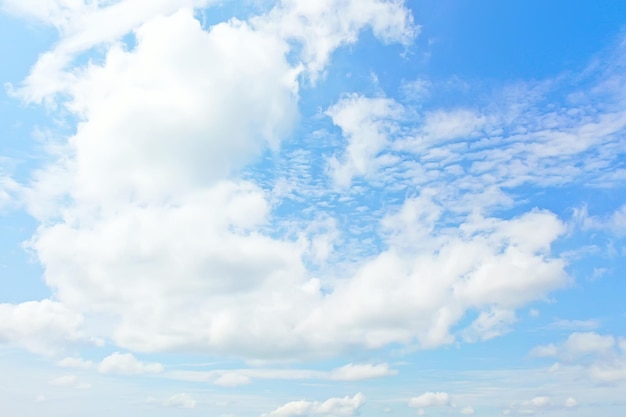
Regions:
[[326, 94, 404, 187], [212, 373, 252, 387], [531, 344, 559, 358], [460, 406, 474, 415], [97, 352, 163, 375], [4, 0, 216, 102], [49, 374, 91, 389], [49, 374, 78, 387], [38, 9, 298, 208], [57, 357, 94, 370], [461, 308, 516, 342], [0, 174, 20, 209], [420, 109, 486, 143], [3, 2, 626, 416], [0, 299, 85, 355], [24, 7, 310, 359], [575, 204, 626, 236], [562, 332, 615, 357], [505, 395, 554, 416], [608, 205, 626, 235], [525, 396, 551, 407], [401, 78, 431, 101], [531, 332, 626, 383], [409, 392, 451, 408], [329, 363, 397, 381], [564, 397, 577, 408], [549, 319, 601, 331], [166, 363, 396, 385], [505, 394, 581, 416], [252, 0, 416, 80], [261, 393, 365, 417], [587, 361, 626, 382], [8, 0, 416, 101], [164, 393, 197, 409], [532, 332, 615, 360], [8, 0, 569, 362]]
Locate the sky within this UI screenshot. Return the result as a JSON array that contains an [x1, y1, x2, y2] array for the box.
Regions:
[[0, 0, 626, 416]]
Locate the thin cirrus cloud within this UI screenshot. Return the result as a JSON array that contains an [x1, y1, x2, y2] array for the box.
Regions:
[[165, 363, 397, 387]]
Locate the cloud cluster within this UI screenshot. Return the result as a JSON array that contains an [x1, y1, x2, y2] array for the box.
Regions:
[[252, 0, 416, 80], [532, 331, 626, 382], [3, 0, 215, 102], [97, 352, 163, 375], [504, 395, 579, 415], [409, 391, 451, 408], [0, 299, 86, 355], [261, 393, 365, 417], [4, 0, 613, 370]]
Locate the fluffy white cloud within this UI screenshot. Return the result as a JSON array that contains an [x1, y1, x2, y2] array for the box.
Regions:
[[41, 9, 298, 208], [25, 7, 310, 358], [57, 356, 94, 370], [261, 393, 365, 417], [326, 94, 404, 187], [0, 299, 86, 355], [588, 361, 626, 382], [420, 109, 487, 144], [329, 363, 397, 381], [37, 192, 563, 359], [299, 206, 567, 352], [525, 396, 551, 407], [9, 0, 415, 101], [97, 352, 163, 375], [532, 332, 616, 360], [1, 0, 92, 28], [164, 393, 196, 409], [460, 406, 474, 415], [564, 397, 577, 408], [4, 0, 216, 102], [562, 332, 616, 357], [11, 1, 568, 361], [252, 0, 416, 79], [531, 332, 626, 383], [505, 395, 554, 415], [409, 392, 451, 408]]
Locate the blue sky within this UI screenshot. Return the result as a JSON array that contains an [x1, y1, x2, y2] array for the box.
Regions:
[[1, 1, 626, 416]]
